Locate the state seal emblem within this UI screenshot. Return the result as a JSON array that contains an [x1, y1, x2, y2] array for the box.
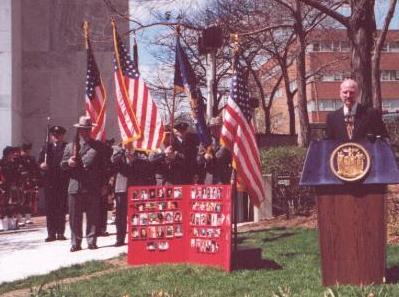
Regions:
[[329, 143, 371, 182]]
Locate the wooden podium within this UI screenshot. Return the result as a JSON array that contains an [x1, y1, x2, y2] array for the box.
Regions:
[[300, 139, 399, 286]]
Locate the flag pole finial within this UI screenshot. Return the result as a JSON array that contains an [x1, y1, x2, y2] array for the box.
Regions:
[[83, 21, 89, 49], [231, 33, 239, 54]]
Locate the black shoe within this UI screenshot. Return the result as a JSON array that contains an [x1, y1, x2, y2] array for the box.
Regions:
[[45, 236, 56, 242], [114, 241, 125, 247], [70, 246, 82, 252], [57, 235, 67, 240], [88, 244, 98, 250]]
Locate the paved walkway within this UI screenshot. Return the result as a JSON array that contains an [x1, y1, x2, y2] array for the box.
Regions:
[[0, 216, 127, 284]]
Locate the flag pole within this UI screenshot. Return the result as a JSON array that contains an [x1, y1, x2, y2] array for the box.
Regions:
[[83, 21, 89, 50], [231, 33, 240, 255], [170, 25, 181, 145]]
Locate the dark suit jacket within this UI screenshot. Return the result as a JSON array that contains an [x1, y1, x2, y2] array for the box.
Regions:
[[326, 104, 388, 141], [39, 142, 69, 188]]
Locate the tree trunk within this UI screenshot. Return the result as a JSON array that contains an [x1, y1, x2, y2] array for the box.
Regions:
[[348, 1, 376, 107], [295, 1, 310, 147], [371, 53, 382, 112], [264, 105, 272, 134], [280, 62, 296, 135], [372, 0, 397, 111]]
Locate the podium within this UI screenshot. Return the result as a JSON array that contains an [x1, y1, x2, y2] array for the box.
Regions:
[[300, 139, 399, 286]]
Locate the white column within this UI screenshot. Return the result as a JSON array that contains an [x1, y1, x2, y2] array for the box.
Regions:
[[0, 0, 22, 153], [0, 0, 13, 152]]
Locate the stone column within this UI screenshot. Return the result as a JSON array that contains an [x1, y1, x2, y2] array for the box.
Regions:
[[0, 0, 22, 152]]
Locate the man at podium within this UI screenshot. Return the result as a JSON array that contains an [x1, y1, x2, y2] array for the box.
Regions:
[[325, 78, 388, 141]]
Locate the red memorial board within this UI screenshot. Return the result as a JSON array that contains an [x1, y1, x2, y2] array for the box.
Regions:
[[127, 184, 232, 271]]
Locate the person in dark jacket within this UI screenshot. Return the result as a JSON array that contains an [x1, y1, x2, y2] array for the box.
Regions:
[[39, 125, 69, 242], [197, 116, 232, 185], [61, 116, 108, 252], [149, 120, 198, 185], [326, 78, 388, 141], [110, 142, 153, 246]]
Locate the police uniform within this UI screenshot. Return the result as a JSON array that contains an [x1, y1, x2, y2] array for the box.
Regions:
[[61, 116, 108, 252], [39, 126, 68, 241]]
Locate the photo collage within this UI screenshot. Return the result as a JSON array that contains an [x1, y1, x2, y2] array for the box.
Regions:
[[190, 186, 226, 254], [130, 187, 183, 252]]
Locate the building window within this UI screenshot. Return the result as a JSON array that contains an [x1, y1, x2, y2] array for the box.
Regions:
[[382, 99, 399, 112], [317, 99, 342, 111], [310, 41, 350, 52], [307, 100, 316, 112], [382, 42, 399, 53], [320, 73, 343, 82], [274, 88, 282, 98], [390, 42, 399, 52], [341, 41, 350, 52], [289, 81, 297, 92], [320, 41, 333, 52], [380, 70, 399, 81]]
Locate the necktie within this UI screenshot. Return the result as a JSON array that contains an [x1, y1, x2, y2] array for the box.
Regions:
[[345, 109, 354, 140]]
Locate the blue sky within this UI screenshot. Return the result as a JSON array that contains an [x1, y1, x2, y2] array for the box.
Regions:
[[128, 0, 399, 81]]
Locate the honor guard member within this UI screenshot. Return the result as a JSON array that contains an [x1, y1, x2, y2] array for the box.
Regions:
[[39, 125, 69, 242], [18, 143, 41, 225], [1, 146, 22, 224], [326, 78, 388, 141], [61, 116, 107, 252], [111, 142, 153, 246], [150, 120, 199, 185], [197, 116, 232, 184]]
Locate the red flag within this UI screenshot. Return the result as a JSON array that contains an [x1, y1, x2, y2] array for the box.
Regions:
[[220, 58, 266, 206], [112, 22, 164, 149], [85, 38, 106, 141]]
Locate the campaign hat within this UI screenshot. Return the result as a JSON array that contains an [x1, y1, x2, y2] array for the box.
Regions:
[[73, 116, 96, 129]]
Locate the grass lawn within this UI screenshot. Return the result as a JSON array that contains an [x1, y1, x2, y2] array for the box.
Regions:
[[4, 228, 399, 297]]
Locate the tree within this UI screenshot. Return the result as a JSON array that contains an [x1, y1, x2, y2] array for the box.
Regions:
[[298, 0, 398, 109]]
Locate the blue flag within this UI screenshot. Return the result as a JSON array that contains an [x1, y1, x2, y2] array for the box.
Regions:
[[174, 36, 211, 147]]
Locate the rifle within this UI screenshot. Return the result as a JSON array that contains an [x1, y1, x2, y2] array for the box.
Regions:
[[73, 127, 81, 166], [43, 117, 51, 164]]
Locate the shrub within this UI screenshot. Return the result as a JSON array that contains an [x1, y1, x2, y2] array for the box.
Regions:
[[260, 146, 314, 217]]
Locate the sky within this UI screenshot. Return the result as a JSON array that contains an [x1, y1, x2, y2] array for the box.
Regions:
[[128, 0, 209, 82]]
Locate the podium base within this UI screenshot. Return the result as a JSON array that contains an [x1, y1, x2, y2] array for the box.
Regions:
[[317, 185, 386, 286]]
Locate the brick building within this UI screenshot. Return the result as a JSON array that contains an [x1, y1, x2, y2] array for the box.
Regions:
[[257, 29, 399, 135]]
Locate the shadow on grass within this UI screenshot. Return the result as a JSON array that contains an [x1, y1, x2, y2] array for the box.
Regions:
[[233, 257, 282, 271], [232, 246, 282, 271], [262, 232, 297, 243], [386, 265, 399, 283]]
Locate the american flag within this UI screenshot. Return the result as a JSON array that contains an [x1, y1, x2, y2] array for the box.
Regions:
[[85, 39, 106, 141], [112, 24, 164, 150], [220, 58, 266, 206]]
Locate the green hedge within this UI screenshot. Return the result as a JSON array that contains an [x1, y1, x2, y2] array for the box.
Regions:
[[260, 146, 307, 176], [260, 146, 314, 217]]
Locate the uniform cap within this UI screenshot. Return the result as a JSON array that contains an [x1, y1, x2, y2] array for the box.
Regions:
[[49, 125, 66, 135]]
